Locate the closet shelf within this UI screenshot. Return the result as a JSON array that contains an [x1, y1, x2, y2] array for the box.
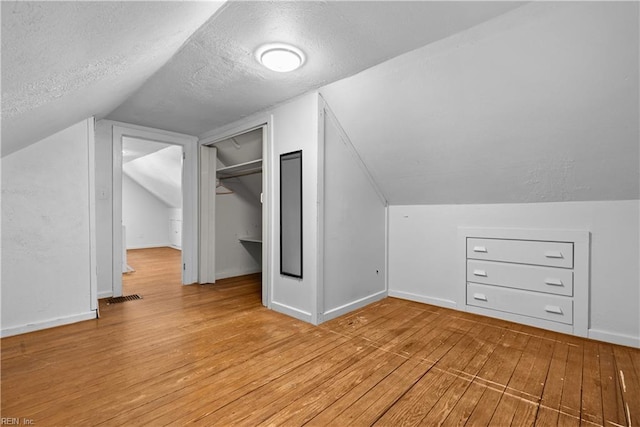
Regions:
[[238, 236, 262, 244], [217, 159, 262, 179]]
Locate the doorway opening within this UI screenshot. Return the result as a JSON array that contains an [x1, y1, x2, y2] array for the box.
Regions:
[[121, 137, 183, 289], [112, 124, 198, 298], [200, 125, 269, 305]]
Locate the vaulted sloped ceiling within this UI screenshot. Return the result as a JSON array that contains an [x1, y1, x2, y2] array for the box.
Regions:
[[107, 1, 525, 136], [1, 1, 225, 156], [124, 144, 183, 209], [4, 2, 636, 206], [122, 137, 182, 209], [321, 1, 639, 205], [2, 1, 525, 155]]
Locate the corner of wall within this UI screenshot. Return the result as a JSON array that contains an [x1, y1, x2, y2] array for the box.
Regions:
[[2, 118, 97, 335], [319, 98, 388, 321]]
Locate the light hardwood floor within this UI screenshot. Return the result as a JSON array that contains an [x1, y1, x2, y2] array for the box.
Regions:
[[2, 247, 639, 426]]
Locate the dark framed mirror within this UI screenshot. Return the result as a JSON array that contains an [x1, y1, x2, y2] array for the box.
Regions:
[[280, 150, 302, 278]]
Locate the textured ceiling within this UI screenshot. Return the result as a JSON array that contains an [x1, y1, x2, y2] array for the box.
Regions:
[[1, 1, 224, 156], [2, 1, 525, 154], [321, 2, 639, 204], [215, 128, 262, 168], [5, 1, 634, 206], [107, 1, 525, 136]]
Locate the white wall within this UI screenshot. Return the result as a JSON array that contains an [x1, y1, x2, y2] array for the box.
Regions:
[[95, 120, 198, 295], [199, 93, 321, 321], [95, 120, 113, 298], [215, 179, 262, 279], [169, 208, 182, 249], [270, 92, 321, 323], [388, 201, 640, 347], [1, 119, 97, 336], [317, 1, 639, 347], [320, 105, 387, 321], [123, 145, 182, 208], [321, 2, 639, 205], [122, 174, 172, 250]]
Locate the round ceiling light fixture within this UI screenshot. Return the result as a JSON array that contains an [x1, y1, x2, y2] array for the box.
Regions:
[[256, 43, 305, 72]]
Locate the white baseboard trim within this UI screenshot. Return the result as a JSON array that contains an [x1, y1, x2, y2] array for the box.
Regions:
[[215, 267, 262, 281], [388, 290, 458, 310], [97, 290, 113, 299], [271, 301, 313, 323], [589, 329, 640, 348], [1, 311, 97, 338], [322, 290, 387, 323], [126, 243, 173, 250]]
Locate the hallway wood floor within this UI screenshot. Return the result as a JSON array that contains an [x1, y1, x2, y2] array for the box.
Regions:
[[2, 247, 639, 426]]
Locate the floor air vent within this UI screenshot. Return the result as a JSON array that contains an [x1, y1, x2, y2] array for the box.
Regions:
[[105, 294, 142, 304]]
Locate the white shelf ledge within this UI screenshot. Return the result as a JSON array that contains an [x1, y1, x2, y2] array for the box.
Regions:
[[217, 159, 262, 179], [238, 237, 262, 244]]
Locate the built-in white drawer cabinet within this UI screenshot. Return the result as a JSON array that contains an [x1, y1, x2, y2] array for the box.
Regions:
[[467, 238, 574, 268], [467, 283, 573, 325], [460, 228, 589, 337], [467, 260, 573, 297]]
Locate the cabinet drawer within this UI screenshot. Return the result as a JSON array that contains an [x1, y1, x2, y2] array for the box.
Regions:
[[467, 238, 573, 268], [467, 283, 573, 324], [467, 260, 573, 296]]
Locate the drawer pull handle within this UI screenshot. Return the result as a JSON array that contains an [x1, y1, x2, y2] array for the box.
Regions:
[[545, 305, 563, 315], [473, 293, 487, 301], [544, 251, 564, 259], [473, 269, 487, 277], [544, 278, 563, 286], [473, 246, 487, 253]]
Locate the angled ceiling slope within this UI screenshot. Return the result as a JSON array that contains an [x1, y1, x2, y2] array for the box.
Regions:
[[108, 1, 525, 136], [321, 2, 639, 205], [123, 139, 182, 209], [1, 1, 225, 157], [122, 137, 170, 165], [215, 128, 263, 200]]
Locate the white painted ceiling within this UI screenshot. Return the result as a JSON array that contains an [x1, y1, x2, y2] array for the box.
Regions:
[[6, 1, 633, 205], [1, 1, 225, 156], [123, 143, 183, 209], [106, 1, 525, 136], [321, 2, 639, 204], [122, 137, 170, 164]]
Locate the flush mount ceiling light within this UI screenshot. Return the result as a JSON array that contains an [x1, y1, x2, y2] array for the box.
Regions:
[[256, 43, 305, 72]]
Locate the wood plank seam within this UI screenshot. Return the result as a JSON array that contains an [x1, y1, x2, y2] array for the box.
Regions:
[[2, 248, 639, 426]]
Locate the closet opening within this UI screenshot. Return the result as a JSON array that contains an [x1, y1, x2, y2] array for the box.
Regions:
[[201, 126, 267, 304]]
